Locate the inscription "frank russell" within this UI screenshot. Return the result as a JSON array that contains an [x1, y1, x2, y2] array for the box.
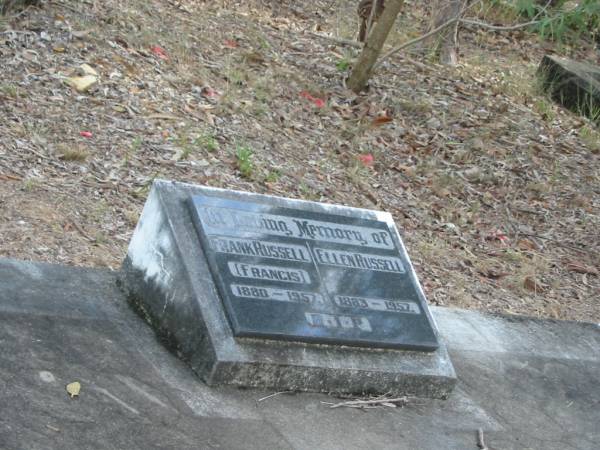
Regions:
[[200, 206, 394, 250], [314, 248, 405, 273], [228, 262, 310, 284], [210, 236, 311, 263]]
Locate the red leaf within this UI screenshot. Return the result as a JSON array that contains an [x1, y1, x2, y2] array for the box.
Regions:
[[486, 230, 509, 245], [223, 39, 238, 49], [150, 45, 168, 60], [312, 98, 325, 108], [79, 131, 92, 138], [359, 153, 374, 166], [201, 86, 219, 98], [372, 114, 393, 126]]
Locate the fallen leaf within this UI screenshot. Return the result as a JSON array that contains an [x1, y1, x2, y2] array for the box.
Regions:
[[79, 64, 98, 77], [312, 98, 325, 108], [150, 45, 168, 60], [359, 154, 374, 166], [524, 276, 544, 293], [565, 261, 598, 276], [79, 131, 92, 138], [66, 381, 81, 398], [65, 75, 98, 93], [223, 39, 239, 48], [517, 239, 538, 251], [372, 114, 393, 127]]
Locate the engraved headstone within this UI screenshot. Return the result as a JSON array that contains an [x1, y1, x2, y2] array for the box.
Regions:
[[188, 195, 439, 351], [121, 181, 456, 398]]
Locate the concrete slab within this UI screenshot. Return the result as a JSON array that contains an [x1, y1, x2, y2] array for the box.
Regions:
[[1, 258, 599, 450]]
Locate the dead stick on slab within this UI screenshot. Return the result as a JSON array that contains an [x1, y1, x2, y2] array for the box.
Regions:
[[477, 428, 488, 449], [257, 391, 293, 402], [327, 396, 409, 409]]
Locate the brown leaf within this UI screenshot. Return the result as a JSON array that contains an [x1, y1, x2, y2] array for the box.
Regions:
[[524, 276, 544, 293], [371, 114, 393, 127], [517, 239, 538, 251], [565, 261, 598, 276]]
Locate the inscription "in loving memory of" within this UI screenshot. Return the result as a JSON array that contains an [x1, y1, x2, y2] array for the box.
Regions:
[[210, 236, 312, 263], [200, 206, 394, 250], [313, 248, 404, 274], [227, 262, 311, 284]]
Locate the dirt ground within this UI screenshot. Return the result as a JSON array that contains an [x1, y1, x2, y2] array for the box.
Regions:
[[1, 0, 598, 322]]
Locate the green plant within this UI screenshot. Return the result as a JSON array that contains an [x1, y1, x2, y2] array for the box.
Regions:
[[265, 169, 280, 183], [580, 125, 600, 153], [194, 133, 219, 152], [534, 98, 555, 121], [236, 145, 254, 178], [336, 57, 351, 72], [514, 0, 600, 42]]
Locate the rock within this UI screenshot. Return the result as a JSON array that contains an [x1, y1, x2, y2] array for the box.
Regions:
[[538, 55, 600, 123]]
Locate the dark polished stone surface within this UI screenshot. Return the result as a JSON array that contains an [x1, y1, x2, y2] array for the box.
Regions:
[[189, 194, 439, 351]]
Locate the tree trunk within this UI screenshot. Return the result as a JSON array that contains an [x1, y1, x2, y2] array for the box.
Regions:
[[428, 0, 465, 65], [347, 0, 405, 93]]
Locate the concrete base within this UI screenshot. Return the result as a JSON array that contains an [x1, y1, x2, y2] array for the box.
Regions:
[[119, 180, 456, 398], [1, 257, 599, 450], [538, 54, 600, 122]]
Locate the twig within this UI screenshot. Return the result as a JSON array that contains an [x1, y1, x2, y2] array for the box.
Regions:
[[325, 396, 409, 409], [307, 31, 361, 48], [477, 428, 488, 449], [257, 391, 293, 402], [461, 18, 541, 31]]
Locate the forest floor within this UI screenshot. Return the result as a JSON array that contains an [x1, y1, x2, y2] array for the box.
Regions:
[[1, 0, 599, 322]]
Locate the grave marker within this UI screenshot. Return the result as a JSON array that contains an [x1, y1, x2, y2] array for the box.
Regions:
[[121, 180, 456, 398]]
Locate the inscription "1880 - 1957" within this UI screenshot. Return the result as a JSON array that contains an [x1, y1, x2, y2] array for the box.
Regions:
[[201, 206, 394, 250]]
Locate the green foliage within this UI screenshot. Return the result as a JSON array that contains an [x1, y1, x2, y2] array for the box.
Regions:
[[336, 58, 351, 72], [514, 0, 600, 42], [236, 145, 254, 178], [193, 132, 219, 152]]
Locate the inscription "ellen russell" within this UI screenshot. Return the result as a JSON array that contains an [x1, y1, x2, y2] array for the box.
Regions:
[[313, 248, 405, 273], [200, 206, 394, 250], [305, 313, 372, 332], [210, 236, 311, 263], [228, 262, 310, 284], [230, 284, 324, 306], [334, 295, 420, 314]]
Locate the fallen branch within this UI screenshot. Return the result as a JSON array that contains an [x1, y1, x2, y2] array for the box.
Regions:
[[477, 428, 488, 450], [324, 396, 410, 409], [307, 31, 360, 48]]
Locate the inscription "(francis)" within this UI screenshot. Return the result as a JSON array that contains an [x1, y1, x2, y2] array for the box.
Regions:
[[227, 262, 311, 284]]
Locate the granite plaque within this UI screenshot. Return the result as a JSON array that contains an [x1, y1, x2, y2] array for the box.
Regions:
[[188, 195, 439, 351]]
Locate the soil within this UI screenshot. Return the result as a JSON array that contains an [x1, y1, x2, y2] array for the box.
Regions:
[[1, 0, 599, 322]]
